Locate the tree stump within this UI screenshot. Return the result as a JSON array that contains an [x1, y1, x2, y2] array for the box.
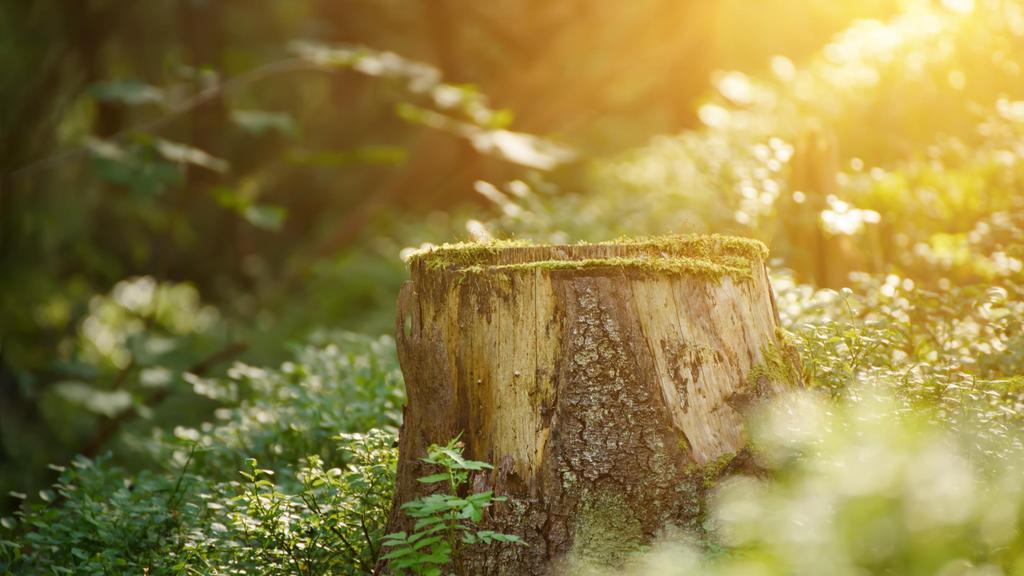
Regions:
[[387, 235, 799, 574]]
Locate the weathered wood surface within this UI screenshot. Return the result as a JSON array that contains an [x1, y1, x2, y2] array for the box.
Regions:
[[386, 235, 798, 574]]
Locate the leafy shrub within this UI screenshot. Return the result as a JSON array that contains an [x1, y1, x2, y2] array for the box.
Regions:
[[1, 453, 205, 574], [165, 331, 404, 478], [772, 272, 1024, 456], [587, 388, 1024, 576], [219, 431, 396, 575], [0, 334, 402, 575], [1, 277, 226, 507]]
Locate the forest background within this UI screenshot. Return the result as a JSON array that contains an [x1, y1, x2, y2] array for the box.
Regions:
[[5, 0, 1024, 573]]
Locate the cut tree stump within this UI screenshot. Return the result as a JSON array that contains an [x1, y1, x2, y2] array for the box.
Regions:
[[386, 235, 799, 574]]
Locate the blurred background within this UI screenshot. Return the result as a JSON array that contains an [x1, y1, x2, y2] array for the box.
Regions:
[[4, 0, 1024, 570]]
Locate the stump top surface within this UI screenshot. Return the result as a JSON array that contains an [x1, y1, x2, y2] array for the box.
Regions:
[[408, 234, 768, 279]]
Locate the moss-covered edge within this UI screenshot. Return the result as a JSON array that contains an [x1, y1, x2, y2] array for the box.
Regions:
[[747, 328, 803, 396], [407, 234, 770, 280]]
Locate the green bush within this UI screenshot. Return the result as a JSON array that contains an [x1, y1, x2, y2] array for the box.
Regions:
[[1, 334, 403, 575]]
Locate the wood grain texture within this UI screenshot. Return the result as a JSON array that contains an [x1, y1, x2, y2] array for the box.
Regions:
[[386, 236, 798, 574]]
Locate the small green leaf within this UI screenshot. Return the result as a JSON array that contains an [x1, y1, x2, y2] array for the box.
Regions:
[[243, 205, 287, 231], [459, 459, 493, 471], [417, 473, 450, 484], [413, 516, 445, 530], [89, 80, 165, 106], [154, 139, 229, 173], [381, 547, 415, 560], [231, 110, 296, 136], [382, 531, 408, 543], [412, 535, 444, 551]]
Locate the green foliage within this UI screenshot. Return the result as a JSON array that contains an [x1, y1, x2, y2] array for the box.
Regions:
[[0, 432, 398, 575], [8, 1, 1024, 575], [223, 432, 395, 575], [0, 276, 225, 510], [584, 390, 1024, 576], [0, 453, 200, 574], [772, 272, 1024, 455], [0, 334, 401, 575], [381, 438, 522, 575], [173, 332, 404, 477]]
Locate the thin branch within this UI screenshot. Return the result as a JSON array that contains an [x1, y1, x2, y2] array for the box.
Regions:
[[9, 58, 322, 181]]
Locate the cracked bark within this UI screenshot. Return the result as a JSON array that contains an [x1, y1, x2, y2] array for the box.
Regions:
[[386, 240, 796, 574]]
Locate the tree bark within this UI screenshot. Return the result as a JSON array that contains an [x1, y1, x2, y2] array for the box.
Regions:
[[387, 235, 799, 574]]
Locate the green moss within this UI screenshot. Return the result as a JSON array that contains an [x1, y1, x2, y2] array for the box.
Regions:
[[677, 436, 694, 457], [699, 452, 738, 489], [486, 254, 754, 277], [673, 450, 742, 538], [681, 451, 738, 489], [569, 489, 644, 568], [748, 333, 802, 395], [608, 233, 769, 261], [408, 234, 769, 280], [408, 238, 534, 271]]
